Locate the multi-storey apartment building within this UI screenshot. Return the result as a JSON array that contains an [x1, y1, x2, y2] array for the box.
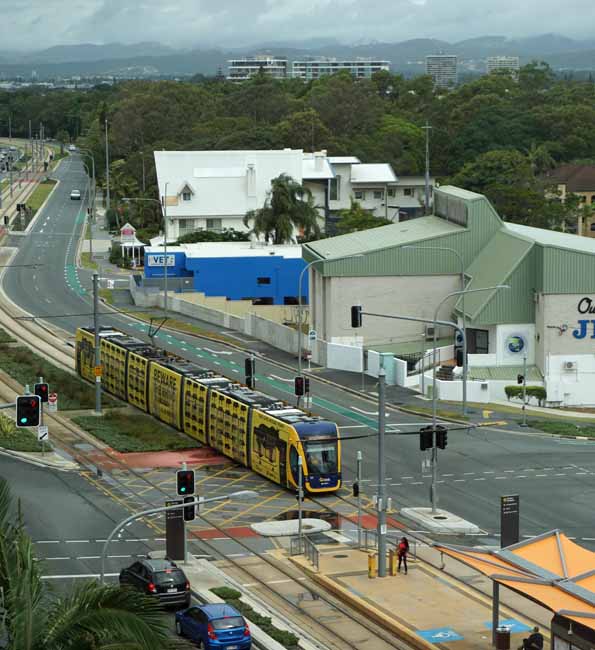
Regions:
[[425, 54, 458, 88], [292, 57, 390, 80], [486, 56, 520, 76], [227, 55, 288, 82]]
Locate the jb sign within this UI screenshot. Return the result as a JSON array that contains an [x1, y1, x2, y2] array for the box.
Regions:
[[572, 297, 595, 339], [147, 254, 175, 267]]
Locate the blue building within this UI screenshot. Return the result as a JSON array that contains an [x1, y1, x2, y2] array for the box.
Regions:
[[143, 243, 307, 305]]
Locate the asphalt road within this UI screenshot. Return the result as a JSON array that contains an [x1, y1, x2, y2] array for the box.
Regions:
[[4, 156, 595, 546]]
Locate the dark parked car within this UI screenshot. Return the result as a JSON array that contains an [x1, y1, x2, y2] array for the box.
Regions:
[[175, 603, 251, 650], [119, 558, 190, 608]]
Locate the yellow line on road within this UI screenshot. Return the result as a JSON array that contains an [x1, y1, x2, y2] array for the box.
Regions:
[[215, 489, 287, 527]]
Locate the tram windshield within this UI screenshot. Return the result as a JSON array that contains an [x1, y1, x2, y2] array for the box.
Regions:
[[304, 441, 338, 475]]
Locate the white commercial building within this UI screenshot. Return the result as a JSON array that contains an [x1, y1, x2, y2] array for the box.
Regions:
[[154, 150, 401, 240], [227, 55, 288, 82], [292, 58, 390, 80], [425, 54, 458, 88]]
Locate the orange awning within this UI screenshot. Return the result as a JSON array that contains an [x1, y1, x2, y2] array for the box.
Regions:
[[436, 531, 595, 630]]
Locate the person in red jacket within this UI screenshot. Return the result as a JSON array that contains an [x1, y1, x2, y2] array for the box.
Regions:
[[397, 537, 410, 574]]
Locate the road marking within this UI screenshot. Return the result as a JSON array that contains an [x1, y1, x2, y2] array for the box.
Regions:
[[483, 471, 495, 474], [269, 374, 293, 383], [204, 347, 232, 355], [42, 573, 119, 580], [401, 476, 413, 479], [463, 472, 475, 475], [351, 407, 390, 417], [535, 474, 547, 477], [454, 479, 466, 482], [411, 481, 423, 485], [36, 540, 59, 544], [474, 478, 486, 481], [46, 557, 70, 560], [495, 477, 506, 480], [442, 474, 454, 477], [555, 473, 566, 476], [66, 540, 89, 543], [232, 369, 239, 373]]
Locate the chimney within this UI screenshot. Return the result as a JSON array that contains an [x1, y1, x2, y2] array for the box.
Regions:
[[314, 150, 325, 172]]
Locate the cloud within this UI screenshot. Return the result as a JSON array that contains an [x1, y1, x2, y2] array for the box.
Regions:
[[4, 0, 595, 51]]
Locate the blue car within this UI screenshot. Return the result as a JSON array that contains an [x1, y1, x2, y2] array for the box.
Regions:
[[175, 603, 251, 650]]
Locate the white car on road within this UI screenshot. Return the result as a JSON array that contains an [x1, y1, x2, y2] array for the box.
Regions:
[[70, 189, 81, 200]]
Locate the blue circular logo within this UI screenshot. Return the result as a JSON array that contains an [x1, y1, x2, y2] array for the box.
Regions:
[[506, 335, 525, 354]]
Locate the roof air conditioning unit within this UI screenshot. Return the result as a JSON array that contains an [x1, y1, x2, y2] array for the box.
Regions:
[[564, 361, 577, 371]]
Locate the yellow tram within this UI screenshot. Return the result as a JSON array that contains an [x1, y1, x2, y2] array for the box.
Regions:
[[75, 327, 341, 493]]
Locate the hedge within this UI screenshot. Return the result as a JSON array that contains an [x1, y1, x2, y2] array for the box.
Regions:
[[505, 385, 547, 406], [210, 587, 300, 649]]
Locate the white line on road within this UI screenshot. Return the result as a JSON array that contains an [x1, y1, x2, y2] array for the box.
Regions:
[[46, 557, 70, 560], [269, 374, 293, 383], [351, 407, 391, 416], [66, 540, 89, 543], [42, 573, 119, 580], [232, 369, 239, 373], [204, 347, 232, 355]]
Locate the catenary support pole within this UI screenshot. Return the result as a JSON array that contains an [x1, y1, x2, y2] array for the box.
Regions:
[[521, 354, 528, 427], [357, 450, 362, 549], [377, 366, 387, 577], [93, 272, 102, 415], [492, 581, 500, 646], [298, 456, 303, 552]]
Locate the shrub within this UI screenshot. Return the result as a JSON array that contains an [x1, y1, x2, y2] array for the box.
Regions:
[[505, 385, 547, 406], [211, 587, 241, 600]]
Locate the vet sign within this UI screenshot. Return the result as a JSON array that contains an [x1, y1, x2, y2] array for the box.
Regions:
[[147, 254, 175, 267]]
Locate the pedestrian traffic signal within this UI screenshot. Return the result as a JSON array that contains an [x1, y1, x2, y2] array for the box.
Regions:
[[351, 305, 363, 328], [245, 357, 255, 389], [34, 382, 49, 403], [16, 395, 41, 428], [517, 374, 524, 385], [176, 469, 195, 496], [456, 348, 464, 367], [353, 481, 360, 497], [183, 495, 196, 521], [436, 425, 448, 450], [420, 425, 433, 451]]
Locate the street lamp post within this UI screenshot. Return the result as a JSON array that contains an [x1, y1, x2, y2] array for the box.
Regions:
[[297, 253, 363, 376], [105, 118, 110, 210], [123, 185, 169, 318], [404, 245, 467, 414], [100, 490, 258, 583]]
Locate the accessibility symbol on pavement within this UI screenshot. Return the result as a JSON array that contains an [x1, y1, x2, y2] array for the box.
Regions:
[[484, 618, 532, 633], [417, 627, 464, 643]]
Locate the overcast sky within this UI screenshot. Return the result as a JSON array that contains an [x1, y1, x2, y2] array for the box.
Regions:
[[4, 0, 595, 51]]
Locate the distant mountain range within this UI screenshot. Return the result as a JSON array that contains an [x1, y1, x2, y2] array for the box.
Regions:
[[2, 34, 595, 79]]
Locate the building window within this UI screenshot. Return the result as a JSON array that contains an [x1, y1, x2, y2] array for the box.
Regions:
[[590, 223, 595, 231], [257, 277, 271, 285], [329, 175, 341, 201], [404, 188, 413, 196], [374, 190, 384, 200], [388, 188, 395, 198], [182, 191, 191, 201], [354, 190, 365, 200], [206, 218, 222, 231], [179, 219, 194, 231]]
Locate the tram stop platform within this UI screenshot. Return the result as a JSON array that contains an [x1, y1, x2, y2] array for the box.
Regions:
[[284, 542, 553, 650]]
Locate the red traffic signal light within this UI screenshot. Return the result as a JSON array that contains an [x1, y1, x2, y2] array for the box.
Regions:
[[16, 395, 41, 428], [183, 495, 196, 521], [176, 469, 195, 496], [34, 382, 49, 403]]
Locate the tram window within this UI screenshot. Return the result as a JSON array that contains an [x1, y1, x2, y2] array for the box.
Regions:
[[305, 442, 338, 474]]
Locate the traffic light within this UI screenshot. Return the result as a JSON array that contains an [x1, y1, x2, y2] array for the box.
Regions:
[[34, 382, 49, 403], [517, 374, 524, 385], [245, 357, 255, 389], [295, 376, 305, 396], [420, 425, 433, 451], [351, 305, 363, 328], [456, 348, 464, 367], [353, 481, 360, 498], [436, 425, 448, 450], [183, 495, 196, 521], [16, 395, 41, 428], [176, 469, 195, 496]]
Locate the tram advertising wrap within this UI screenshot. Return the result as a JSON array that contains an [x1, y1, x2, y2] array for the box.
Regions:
[[75, 327, 341, 493]]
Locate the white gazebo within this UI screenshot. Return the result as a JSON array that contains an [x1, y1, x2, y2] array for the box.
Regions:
[[118, 223, 146, 267]]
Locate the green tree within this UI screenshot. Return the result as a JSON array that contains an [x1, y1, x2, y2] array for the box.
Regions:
[[451, 149, 533, 193], [243, 174, 321, 244], [335, 200, 392, 234], [275, 108, 333, 151], [526, 142, 556, 177], [55, 129, 70, 155], [0, 477, 174, 650]]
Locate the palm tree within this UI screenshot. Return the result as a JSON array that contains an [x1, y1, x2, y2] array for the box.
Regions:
[[526, 142, 555, 178], [0, 478, 178, 650], [243, 174, 321, 244]]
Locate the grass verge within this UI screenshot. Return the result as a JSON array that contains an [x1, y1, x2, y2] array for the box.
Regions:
[[0, 328, 16, 344], [27, 180, 57, 216], [81, 252, 98, 270], [528, 421, 595, 438], [0, 344, 117, 410], [401, 404, 470, 421], [211, 587, 299, 649], [454, 401, 595, 424], [72, 411, 200, 452], [0, 413, 43, 452], [99, 288, 115, 304]]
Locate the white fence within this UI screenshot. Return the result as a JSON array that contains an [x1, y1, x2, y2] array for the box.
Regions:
[[326, 341, 363, 372]]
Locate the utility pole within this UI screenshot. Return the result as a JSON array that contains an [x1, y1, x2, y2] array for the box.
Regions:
[[356, 450, 362, 549], [521, 355, 528, 428], [93, 272, 102, 415], [162, 182, 169, 319], [105, 118, 110, 210], [377, 366, 387, 577], [422, 122, 432, 215], [298, 456, 303, 552], [8, 114, 11, 142]]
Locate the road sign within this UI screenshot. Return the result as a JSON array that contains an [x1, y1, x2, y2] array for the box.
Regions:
[[165, 499, 184, 561], [48, 392, 58, 412], [308, 329, 317, 342], [501, 494, 520, 548], [37, 425, 49, 441], [94, 365, 103, 377]]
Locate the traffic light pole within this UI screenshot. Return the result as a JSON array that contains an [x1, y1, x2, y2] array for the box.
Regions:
[[38, 376, 45, 457], [356, 450, 362, 549], [521, 355, 528, 428], [298, 456, 303, 552], [93, 272, 102, 416]]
